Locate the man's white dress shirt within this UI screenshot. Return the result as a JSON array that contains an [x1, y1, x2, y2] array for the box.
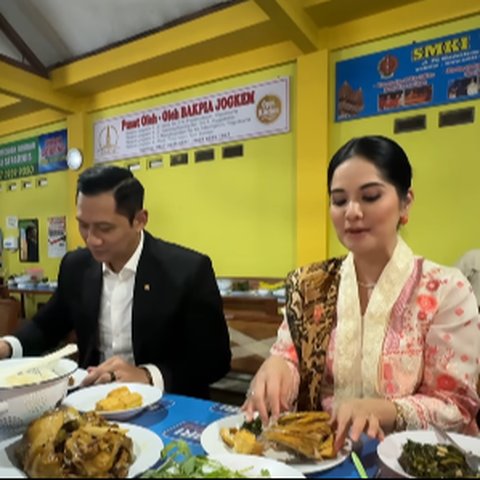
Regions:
[[4, 231, 163, 390]]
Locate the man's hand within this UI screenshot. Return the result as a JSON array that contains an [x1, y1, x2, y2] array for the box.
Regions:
[[0, 340, 12, 359], [81, 355, 150, 386]]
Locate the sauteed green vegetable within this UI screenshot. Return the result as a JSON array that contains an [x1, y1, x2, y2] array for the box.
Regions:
[[399, 439, 480, 478], [241, 417, 263, 437]]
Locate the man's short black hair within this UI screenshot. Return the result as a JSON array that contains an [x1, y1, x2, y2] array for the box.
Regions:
[[77, 165, 144, 224]]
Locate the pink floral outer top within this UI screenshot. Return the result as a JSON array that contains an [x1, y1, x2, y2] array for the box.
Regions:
[[271, 258, 480, 434]]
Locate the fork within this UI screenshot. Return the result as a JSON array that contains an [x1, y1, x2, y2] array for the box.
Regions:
[[429, 423, 480, 472]]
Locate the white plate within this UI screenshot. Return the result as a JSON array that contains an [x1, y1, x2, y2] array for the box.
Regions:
[[0, 422, 162, 478], [377, 429, 480, 478], [209, 453, 305, 478], [200, 413, 351, 474], [63, 382, 163, 420], [67, 367, 88, 390]]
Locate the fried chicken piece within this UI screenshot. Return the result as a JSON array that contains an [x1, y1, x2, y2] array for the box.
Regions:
[[64, 426, 133, 477], [220, 427, 238, 448], [16, 407, 134, 478], [262, 411, 335, 460]]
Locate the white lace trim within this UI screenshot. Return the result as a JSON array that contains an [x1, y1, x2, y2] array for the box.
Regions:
[[333, 236, 415, 402]]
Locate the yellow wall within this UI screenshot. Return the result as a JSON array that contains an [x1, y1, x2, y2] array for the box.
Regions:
[[0, 121, 68, 281], [328, 14, 480, 266], [88, 63, 296, 277], [1, 5, 479, 287]]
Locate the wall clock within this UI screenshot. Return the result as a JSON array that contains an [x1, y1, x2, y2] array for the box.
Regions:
[[66, 148, 83, 170]]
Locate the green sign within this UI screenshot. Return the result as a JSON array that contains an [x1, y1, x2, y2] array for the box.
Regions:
[[0, 129, 68, 181], [0, 137, 38, 181]]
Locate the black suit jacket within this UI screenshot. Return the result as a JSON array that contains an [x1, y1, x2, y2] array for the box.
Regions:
[[14, 232, 231, 398]]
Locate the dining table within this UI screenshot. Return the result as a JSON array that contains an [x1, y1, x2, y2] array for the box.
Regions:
[[131, 393, 384, 478]]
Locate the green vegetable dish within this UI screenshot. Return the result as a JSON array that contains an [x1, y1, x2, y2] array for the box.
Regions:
[[141, 440, 270, 478], [399, 439, 480, 478], [241, 417, 263, 437]]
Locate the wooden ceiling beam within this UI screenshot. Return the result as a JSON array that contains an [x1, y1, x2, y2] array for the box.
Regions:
[[303, 0, 332, 7], [0, 12, 48, 78], [50, 1, 269, 91], [253, 0, 319, 52], [0, 108, 65, 137], [84, 40, 300, 112], [0, 60, 78, 112], [326, 0, 480, 49], [0, 93, 20, 109], [0, 98, 42, 121]]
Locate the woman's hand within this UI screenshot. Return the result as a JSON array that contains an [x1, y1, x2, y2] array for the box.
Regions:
[[331, 398, 397, 451], [82, 355, 151, 386], [242, 355, 296, 425]]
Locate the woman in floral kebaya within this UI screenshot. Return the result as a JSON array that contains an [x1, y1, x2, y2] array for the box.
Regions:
[[244, 135, 480, 450]]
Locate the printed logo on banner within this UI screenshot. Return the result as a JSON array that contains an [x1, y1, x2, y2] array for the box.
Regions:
[[98, 125, 119, 155], [163, 421, 206, 444], [256, 95, 282, 124], [210, 403, 241, 416], [377, 54, 399, 79]]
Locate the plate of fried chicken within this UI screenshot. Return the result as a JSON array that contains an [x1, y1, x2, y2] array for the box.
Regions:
[[0, 406, 163, 478], [200, 411, 352, 474]]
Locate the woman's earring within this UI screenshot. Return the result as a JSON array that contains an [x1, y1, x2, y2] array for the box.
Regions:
[[400, 215, 409, 225]]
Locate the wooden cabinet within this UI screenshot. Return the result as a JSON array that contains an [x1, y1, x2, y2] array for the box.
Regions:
[[211, 289, 284, 405], [0, 297, 21, 336], [222, 293, 283, 376]]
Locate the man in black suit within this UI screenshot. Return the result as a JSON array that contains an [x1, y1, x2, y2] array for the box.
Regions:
[[0, 165, 231, 399]]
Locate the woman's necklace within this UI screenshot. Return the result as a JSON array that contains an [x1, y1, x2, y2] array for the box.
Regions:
[[358, 280, 376, 290]]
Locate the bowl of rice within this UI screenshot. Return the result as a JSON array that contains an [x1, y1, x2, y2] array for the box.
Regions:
[[0, 357, 78, 436]]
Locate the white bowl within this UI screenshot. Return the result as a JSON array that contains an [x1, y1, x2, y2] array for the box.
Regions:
[[0, 357, 77, 437]]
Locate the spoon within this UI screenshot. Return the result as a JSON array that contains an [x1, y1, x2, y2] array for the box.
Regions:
[[0, 343, 78, 380]]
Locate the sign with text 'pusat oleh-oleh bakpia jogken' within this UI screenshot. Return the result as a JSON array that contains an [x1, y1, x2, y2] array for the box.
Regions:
[[93, 77, 290, 163]]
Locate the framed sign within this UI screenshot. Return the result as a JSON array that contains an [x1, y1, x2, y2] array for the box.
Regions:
[[19, 218, 39, 263]]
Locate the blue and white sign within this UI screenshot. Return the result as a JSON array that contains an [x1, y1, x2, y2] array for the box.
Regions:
[[335, 28, 480, 121]]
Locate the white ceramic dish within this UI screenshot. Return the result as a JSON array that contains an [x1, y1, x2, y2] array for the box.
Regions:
[[200, 413, 351, 474], [209, 453, 305, 478], [377, 429, 480, 478], [63, 382, 162, 420], [0, 422, 163, 478]]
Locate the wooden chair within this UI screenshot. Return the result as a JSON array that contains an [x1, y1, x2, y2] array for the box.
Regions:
[[0, 297, 21, 336]]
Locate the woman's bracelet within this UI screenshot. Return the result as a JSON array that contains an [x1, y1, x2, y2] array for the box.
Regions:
[[393, 400, 407, 431]]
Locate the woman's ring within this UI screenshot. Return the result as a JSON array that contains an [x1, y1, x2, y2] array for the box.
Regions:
[[109, 371, 117, 382], [248, 389, 255, 397]]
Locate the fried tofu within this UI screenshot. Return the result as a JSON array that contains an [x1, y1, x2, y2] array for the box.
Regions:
[[233, 429, 263, 455], [95, 386, 143, 411]]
